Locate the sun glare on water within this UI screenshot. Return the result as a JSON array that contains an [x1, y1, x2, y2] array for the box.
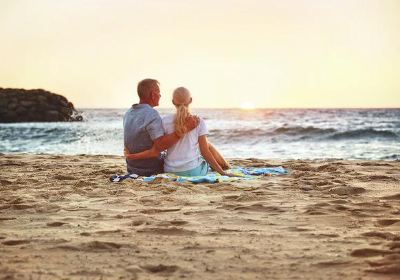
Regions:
[[240, 102, 256, 110]]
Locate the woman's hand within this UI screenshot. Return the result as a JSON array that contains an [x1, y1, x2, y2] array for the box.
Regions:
[[221, 171, 237, 177], [220, 162, 231, 170]]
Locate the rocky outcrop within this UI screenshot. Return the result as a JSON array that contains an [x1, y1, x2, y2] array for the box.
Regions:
[[0, 88, 83, 122]]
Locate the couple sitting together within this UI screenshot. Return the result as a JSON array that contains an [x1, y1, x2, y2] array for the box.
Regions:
[[123, 78, 232, 177]]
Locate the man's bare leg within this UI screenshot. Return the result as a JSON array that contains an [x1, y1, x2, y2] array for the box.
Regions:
[[208, 143, 231, 170]]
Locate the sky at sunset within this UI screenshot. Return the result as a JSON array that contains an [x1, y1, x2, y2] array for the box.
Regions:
[[0, 0, 399, 108]]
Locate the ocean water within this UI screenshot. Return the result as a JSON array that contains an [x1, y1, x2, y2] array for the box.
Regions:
[[0, 108, 399, 160]]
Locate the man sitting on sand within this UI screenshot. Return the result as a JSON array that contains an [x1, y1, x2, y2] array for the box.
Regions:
[[125, 86, 231, 177], [123, 78, 198, 176]]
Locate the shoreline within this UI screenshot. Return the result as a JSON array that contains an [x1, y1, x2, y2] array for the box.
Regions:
[[1, 152, 399, 162], [1, 154, 399, 279]]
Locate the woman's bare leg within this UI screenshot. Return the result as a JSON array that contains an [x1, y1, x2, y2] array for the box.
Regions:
[[208, 142, 231, 170]]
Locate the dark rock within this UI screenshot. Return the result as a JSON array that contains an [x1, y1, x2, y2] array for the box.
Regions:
[[0, 88, 83, 123], [8, 103, 17, 110], [60, 107, 72, 115], [45, 110, 60, 119], [20, 100, 35, 107]]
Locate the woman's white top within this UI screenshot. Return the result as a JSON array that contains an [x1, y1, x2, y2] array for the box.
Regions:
[[162, 114, 208, 172]]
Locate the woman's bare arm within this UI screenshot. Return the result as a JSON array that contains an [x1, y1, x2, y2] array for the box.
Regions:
[[198, 135, 226, 175]]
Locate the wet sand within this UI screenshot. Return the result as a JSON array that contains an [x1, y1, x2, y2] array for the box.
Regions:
[[0, 154, 399, 279]]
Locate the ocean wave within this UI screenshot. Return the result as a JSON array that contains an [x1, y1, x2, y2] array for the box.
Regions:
[[209, 126, 399, 142], [0, 126, 123, 146], [272, 126, 336, 136], [209, 128, 266, 137], [380, 154, 400, 160], [327, 129, 399, 140]]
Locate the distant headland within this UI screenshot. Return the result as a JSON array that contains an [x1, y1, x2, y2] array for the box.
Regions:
[[0, 88, 83, 123]]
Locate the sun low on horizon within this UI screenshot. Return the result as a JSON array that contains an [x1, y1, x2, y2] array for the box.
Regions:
[[239, 102, 257, 110], [0, 0, 399, 109]]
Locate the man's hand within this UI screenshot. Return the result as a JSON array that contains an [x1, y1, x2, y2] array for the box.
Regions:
[[184, 115, 200, 132], [147, 145, 160, 157], [124, 145, 159, 160], [124, 146, 133, 159]]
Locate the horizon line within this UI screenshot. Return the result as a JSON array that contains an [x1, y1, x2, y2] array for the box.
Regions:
[[77, 106, 400, 110]]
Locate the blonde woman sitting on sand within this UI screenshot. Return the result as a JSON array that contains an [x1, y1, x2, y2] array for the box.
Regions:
[[125, 87, 231, 176]]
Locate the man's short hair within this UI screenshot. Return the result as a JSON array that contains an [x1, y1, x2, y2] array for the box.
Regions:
[[137, 79, 159, 100]]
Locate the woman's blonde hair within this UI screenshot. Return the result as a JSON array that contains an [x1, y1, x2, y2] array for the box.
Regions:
[[173, 87, 192, 137]]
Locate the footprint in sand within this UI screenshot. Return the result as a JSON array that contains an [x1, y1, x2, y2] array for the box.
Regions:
[[2, 240, 30, 246], [0, 217, 16, 221], [388, 242, 400, 250], [222, 194, 240, 201], [362, 231, 400, 241], [380, 193, 400, 200], [53, 174, 75, 180], [140, 264, 179, 276], [125, 265, 142, 275], [367, 261, 400, 274], [351, 248, 391, 257], [129, 218, 151, 227], [375, 219, 400, 227], [299, 185, 313, 191], [363, 175, 398, 182], [46, 221, 68, 227], [216, 203, 240, 210], [140, 208, 181, 214], [316, 164, 339, 172], [234, 193, 261, 202], [304, 209, 328, 215], [308, 232, 340, 238], [233, 203, 285, 213], [94, 229, 122, 235], [157, 220, 189, 226], [314, 180, 334, 187], [137, 227, 196, 236], [183, 209, 218, 216], [329, 199, 350, 204], [289, 163, 314, 172], [286, 226, 311, 232], [69, 269, 105, 277], [10, 204, 36, 210], [84, 240, 123, 250], [138, 197, 161, 206], [0, 179, 13, 185], [334, 205, 352, 211], [89, 168, 113, 176], [315, 260, 351, 267], [365, 246, 400, 274], [303, 202, 332, 215], [328, 186, 366, 195], [308, 202, 331, 207], [331, 179, 345, 184], [358, 162, 392, 167], [55, 241, 125, 252]]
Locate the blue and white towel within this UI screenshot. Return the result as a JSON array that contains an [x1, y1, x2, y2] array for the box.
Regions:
[[110, 166, 288, 184]]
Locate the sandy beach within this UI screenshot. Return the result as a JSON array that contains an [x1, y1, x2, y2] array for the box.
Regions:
[[0, 154, 399, 279]]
